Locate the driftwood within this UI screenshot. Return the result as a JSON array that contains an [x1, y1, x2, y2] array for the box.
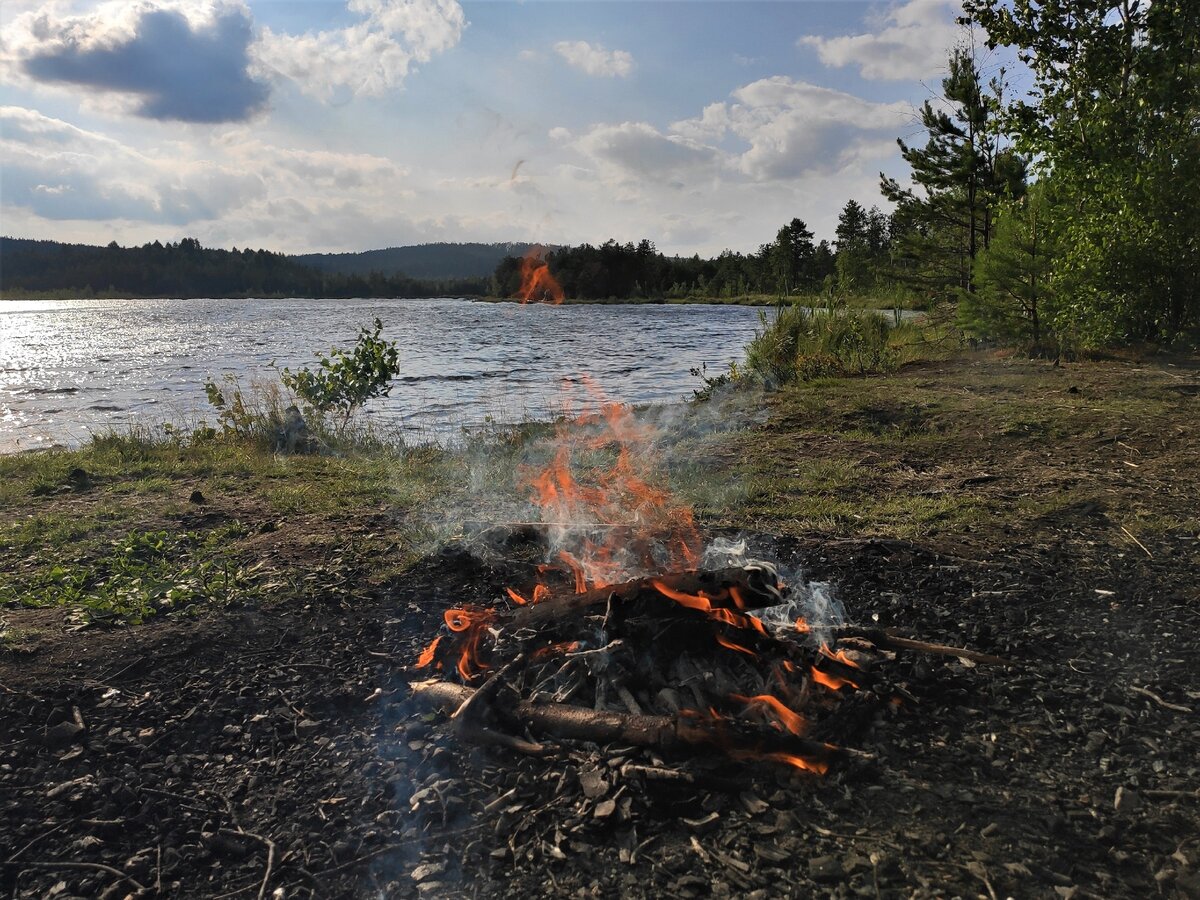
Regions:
[[411, 680, 868, 771]]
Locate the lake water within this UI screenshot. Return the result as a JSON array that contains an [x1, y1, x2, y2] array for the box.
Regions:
[[0, 297, 774, 452]]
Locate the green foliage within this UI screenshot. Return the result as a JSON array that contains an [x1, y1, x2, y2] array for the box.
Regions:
[[743, 306, 901, 387], [0, 526, 258, 625], [964, 0, 1200, 343], [960, 184, 1057, 347], [280, 318, 400, 429], [0, 237, 490, 299], [881, 47, 1026, 303]]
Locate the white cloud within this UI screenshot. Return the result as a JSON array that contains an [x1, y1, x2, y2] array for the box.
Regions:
[[255, 0, 467, 100], [0, 105, 264, 222], [574, 122, 720, 183], [669, 77, 909, 181], [798, 0, 962, 81], [553, 40, 634, 78], [1, 0, 467, 114]]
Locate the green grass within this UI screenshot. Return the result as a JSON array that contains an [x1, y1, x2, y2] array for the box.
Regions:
[[0, 425, 464, 623], [0, 525, 260, 624]]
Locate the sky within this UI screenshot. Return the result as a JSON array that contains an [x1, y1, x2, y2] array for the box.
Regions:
[[0, 0, 987, 257]]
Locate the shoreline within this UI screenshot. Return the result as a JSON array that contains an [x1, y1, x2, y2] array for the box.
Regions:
[[1, 290, 928, 311]]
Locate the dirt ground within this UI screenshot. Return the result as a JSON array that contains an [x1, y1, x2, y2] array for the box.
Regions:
[[3, 353, 1199, 898]]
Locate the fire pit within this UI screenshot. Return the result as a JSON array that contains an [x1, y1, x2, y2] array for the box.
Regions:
[[403, 395, 1002, 782]]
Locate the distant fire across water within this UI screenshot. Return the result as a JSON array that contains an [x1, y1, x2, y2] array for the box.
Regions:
[[515, 249, 564, 304]]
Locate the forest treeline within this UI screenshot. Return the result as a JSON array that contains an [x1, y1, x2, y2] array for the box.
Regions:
[[497, 0, 1200, 348], [0, 238, 490, 299], [296, 242, 551, 280], [493, 204, 897, 303]]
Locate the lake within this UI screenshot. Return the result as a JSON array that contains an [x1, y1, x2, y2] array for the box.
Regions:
[[0, 297, 773, 452]]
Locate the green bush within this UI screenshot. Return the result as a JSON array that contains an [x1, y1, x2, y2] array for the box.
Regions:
[[280, 318, 400, 430], [743, 305, 899, 386]]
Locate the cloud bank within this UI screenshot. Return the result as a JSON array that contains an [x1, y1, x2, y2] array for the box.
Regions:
[[9, 2, 268, 123], [256, 0, 466, 100], [798, 0, 961, 81], [1, 0, 467, 121]]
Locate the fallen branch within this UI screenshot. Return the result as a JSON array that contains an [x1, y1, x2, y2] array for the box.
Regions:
[[831, 627, 1010, 666], [1129, 685, 1192, 713], [411, 680, 868, 770], [219, 829, 275, 900]]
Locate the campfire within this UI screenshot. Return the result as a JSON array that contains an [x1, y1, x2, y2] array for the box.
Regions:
[[514, 248, 564, 304], [409, 392, 1003, 778]]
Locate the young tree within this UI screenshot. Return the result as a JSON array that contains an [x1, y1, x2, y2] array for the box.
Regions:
[[960, 183, 1056, 345], [964, 0, 1200, 343], [881, 46, 1025, 301]]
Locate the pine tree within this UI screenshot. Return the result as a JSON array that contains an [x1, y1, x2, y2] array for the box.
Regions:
[[881, 46, 1025, 302], [960, 184, 1056, 345]]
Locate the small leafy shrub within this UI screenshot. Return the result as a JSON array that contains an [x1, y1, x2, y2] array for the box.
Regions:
[[690, 362, 738, 401], [280, 318, 400, 430]]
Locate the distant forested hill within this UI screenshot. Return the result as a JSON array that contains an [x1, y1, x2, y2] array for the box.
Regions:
[[0, 237, 490, 298], [296, 242, 550, 279]]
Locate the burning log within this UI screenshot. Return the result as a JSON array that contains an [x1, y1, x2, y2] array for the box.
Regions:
[[508, 565, 784, 629], [411, 680, 868, 774]]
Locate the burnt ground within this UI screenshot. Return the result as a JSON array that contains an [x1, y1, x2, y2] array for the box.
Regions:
[[2, 353, 1199, 899]]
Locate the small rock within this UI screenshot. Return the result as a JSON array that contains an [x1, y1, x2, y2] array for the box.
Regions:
[[594, 799, 617, 819], [296, 718, 320, 735], [809, 855, 843, 883], [221, 724, 242, 737], [1114, 786, 1141, 814], [981, 822, 1000, 838], [189, 489, 206, 504]]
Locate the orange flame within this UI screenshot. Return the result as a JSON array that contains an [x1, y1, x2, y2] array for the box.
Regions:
[[731, 693, 808, 736], [415, 635, 442, 669], [715, 635, 757, 657], [819, 643, 862, 669], [729, 585, 748, 610], [515, 250, 564, 304], [653, 580, 768, 636], [532, 640, 582, 659], [760, 751, 830, 776], [795, 617, 811, 634], [519, 388, 701, 594], [506, 587, 528, 606], [810, 666, 858, 692], [651, 579, 714, 612]]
